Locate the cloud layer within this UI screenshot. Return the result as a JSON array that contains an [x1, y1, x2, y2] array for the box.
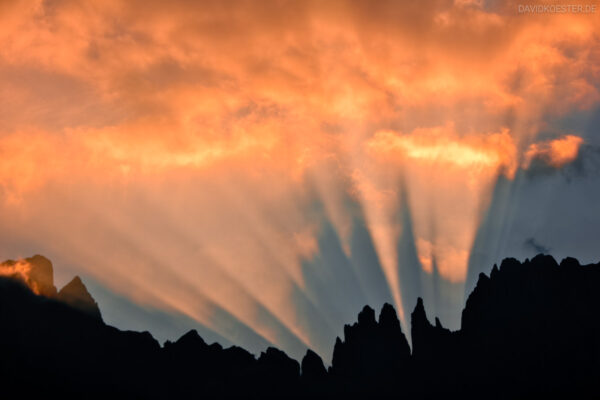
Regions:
[[1, 0, 599, 359]]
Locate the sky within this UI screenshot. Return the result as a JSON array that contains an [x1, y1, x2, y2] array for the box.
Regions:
[[0, 0, 599, 361]]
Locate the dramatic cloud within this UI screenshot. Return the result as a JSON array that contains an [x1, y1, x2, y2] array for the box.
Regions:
[[0, 0, 599, 359], [524, 135, 584, 169]]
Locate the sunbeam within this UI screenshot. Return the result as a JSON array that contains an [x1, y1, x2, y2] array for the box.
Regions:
[[1, 0, 599, 364]]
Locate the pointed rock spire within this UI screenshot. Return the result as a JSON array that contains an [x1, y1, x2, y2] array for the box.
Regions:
[[357, 305, 376, 326], [490, 264, 499, 279], [411, 297, 435, 360], [411, 297, 431, 328], [56, 276, 102, 321]]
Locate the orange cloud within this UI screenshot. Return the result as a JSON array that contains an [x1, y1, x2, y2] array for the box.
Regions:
[[0, 259, 40, 294], [0, 0, 599, 355], [524, 134, 584, 169], [365, 127, 586, 283], [368, 126, 518, 178]]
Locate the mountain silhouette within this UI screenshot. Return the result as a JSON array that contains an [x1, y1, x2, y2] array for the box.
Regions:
[[0, 254, 599, 398], [57, 276, 103, 321], [330, 303, 411, 395]]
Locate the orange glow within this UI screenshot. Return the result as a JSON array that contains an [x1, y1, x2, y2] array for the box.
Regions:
[[524, 135, 584, 169], [368, 127, 518, 178], [0, 259, 40, 295], [0, 0, 598, 357]]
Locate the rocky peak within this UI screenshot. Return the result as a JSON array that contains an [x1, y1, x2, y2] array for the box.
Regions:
[[301, 349, 327, 381], [331, 302, 411, 387], [26, 255, 57, 297], [411, 297, 454, 362], [490, 264, 500, 279], [411, 297, 432, 330], [257, 347, 300, 382], [0, 255, 57, 297], [560, 257, 580, 269], [530, 254, 559, 269], [57, 276, 102, 321], [357, 305, 376, 326], [175, 329, 207, 348], [378, 302, 400, 330]]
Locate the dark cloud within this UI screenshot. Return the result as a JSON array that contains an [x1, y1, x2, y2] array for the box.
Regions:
[[523, 237, 550, 254], [563, 144, 600, 179]]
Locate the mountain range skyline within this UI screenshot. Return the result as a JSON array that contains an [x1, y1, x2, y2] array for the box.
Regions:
[[1, 253, 599, 397], [2, 252, 599, 364]]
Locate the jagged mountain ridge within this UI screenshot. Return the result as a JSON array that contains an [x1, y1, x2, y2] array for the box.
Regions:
[[0, 255, 102, 321], [1, 254, 599, 398]]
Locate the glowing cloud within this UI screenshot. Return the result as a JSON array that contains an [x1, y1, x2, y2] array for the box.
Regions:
[[0, 0, 598, 357], [524, 134, 584, 169], [0, 259, 36, 292], [368, 126, 518, 177]]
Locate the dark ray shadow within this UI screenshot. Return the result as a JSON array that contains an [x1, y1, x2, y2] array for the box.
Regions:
[[301, 213, 369, 332], [298, 185, 397, 361], [395, 185, 424, 328], [466, 174, 514, 296], [348, 210, 395, 310], [83, 276, 236, 348]]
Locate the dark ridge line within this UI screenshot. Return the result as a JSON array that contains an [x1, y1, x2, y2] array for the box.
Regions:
[[1, 253, 599, 398]]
